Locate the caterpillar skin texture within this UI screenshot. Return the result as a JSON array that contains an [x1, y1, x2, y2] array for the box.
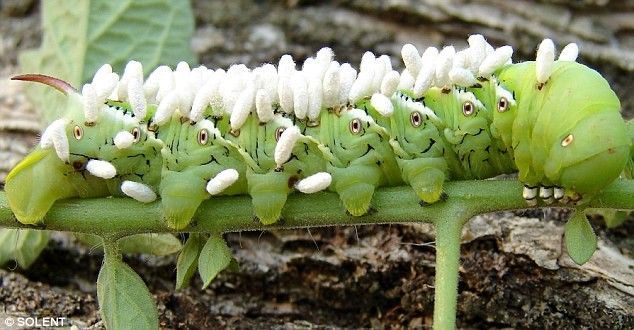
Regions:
[[7, 36, 632, 227], [5, 94, 163, 224]]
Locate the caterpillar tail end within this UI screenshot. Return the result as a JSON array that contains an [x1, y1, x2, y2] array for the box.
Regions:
[[5, 149, 76, 225]]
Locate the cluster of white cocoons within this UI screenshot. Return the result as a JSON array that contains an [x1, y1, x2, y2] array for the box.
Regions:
[[73, 35, 581, 203]]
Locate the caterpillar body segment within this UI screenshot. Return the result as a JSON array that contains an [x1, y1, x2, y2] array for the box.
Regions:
[[359, 93, 456, 204], [154, 116, 249, 230], [217, 113, 332, 225], [301, 107, 402, 216]]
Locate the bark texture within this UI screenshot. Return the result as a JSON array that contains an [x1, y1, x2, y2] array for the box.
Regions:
[[0, 0, 632, 328]]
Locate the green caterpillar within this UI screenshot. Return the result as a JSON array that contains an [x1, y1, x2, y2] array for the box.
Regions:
[[6, 35, 632, 228]]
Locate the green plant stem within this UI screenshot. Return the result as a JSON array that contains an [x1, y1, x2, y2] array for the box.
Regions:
[[433, 210, 468, 330], [0, 179, 632, 329], [0, 180, 631, 234]]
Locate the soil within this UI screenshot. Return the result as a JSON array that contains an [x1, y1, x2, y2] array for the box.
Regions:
[[0, 1, 633, 329]]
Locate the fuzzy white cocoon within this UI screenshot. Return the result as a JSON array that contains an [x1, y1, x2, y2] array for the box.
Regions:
[[206, 169, 240, 195], [230, 83, 256, 130], [380, 70, 400, 96], [478, 45, 513, 78], [86, 159, 117, 179], [82, 84, 100, 123], [558, 43, 579, 62], [278, 55, 296, 114], [292, 72, 309, 119], [40, 119, 69, 162], [435, 46, 455, 88], [118, 60, 143, 101], [121, 181, 157, 203], [449, 67, 477, 87], [370, 93, 394, 117], [401, 44, 422, 77], [114, 131, 135, 149], [536, 39, 555, 83], [322, 61, 341, 108], [338, 63, 357, 105], [274, 125, 300, 167], [154, 91, 179, 126], [255, 89, 274, 123], [295, 172, 332, 193], [397, 69, 415, 91], [127, 78, 147, 120]]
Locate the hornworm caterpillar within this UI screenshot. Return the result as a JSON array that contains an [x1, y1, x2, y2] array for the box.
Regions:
[[6, 35, 632, 227]]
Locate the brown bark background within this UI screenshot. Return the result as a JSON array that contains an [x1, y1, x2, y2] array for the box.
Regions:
[[0, 0, 632, 328]]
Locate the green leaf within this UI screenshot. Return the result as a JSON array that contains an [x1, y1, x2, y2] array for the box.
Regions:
[[97, 243, 158, 330], [565, 212, 598, 265], [176, 233, 205, 290], [118, 234, 182, 256], [0, 229, 18, 266], [595, 209, 629, 229], [198, 233, 233, 289], [19, 0, 196, 123], [13, 230, 50, 268], [0, 229, 49, 269]]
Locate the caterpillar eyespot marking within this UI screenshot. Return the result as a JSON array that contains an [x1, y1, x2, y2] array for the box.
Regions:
[[4, 35, 632, 227], [349, 118, 362, 134], [73, 126, 83, 140], [497, 97, 509, 112], [561, 134, 574, 147], [198, 129, 209, 145], [410, 111, 423, 127], [131, 127, 141, 143], [274, 127, 285, 142], [462, 101, 475, 116]]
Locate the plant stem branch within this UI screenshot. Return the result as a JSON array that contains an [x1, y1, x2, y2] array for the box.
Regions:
[[433, 210, 467, 330]]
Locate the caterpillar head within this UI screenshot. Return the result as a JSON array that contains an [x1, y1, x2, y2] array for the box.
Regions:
[[330, 107, 387, 160], [453, 89, 488, 137], [489, 81, 517, 147], [5, 75, 109, 224], [387, 92, 442, 155]]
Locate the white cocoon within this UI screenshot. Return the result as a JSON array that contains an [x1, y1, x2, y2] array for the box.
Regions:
[[535, 39, 555, 84], [127, 78, 147, 120], [401, 44, 422, 77], [86, 159, 117, 179], [206, 169, 240, 195], [380, 70, 400, 96], [40, 119, 69, 162], [370, 93, 394, 117], [558, 43, 579, 62], [82, 83, 100, 124], [295, 172, 332, 193], [274, 125, 300, 167], [121, 181, 157, 203], [255, 89, 274, 123], [478, 45, 513, 78], [114, 131, 135, 149]]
